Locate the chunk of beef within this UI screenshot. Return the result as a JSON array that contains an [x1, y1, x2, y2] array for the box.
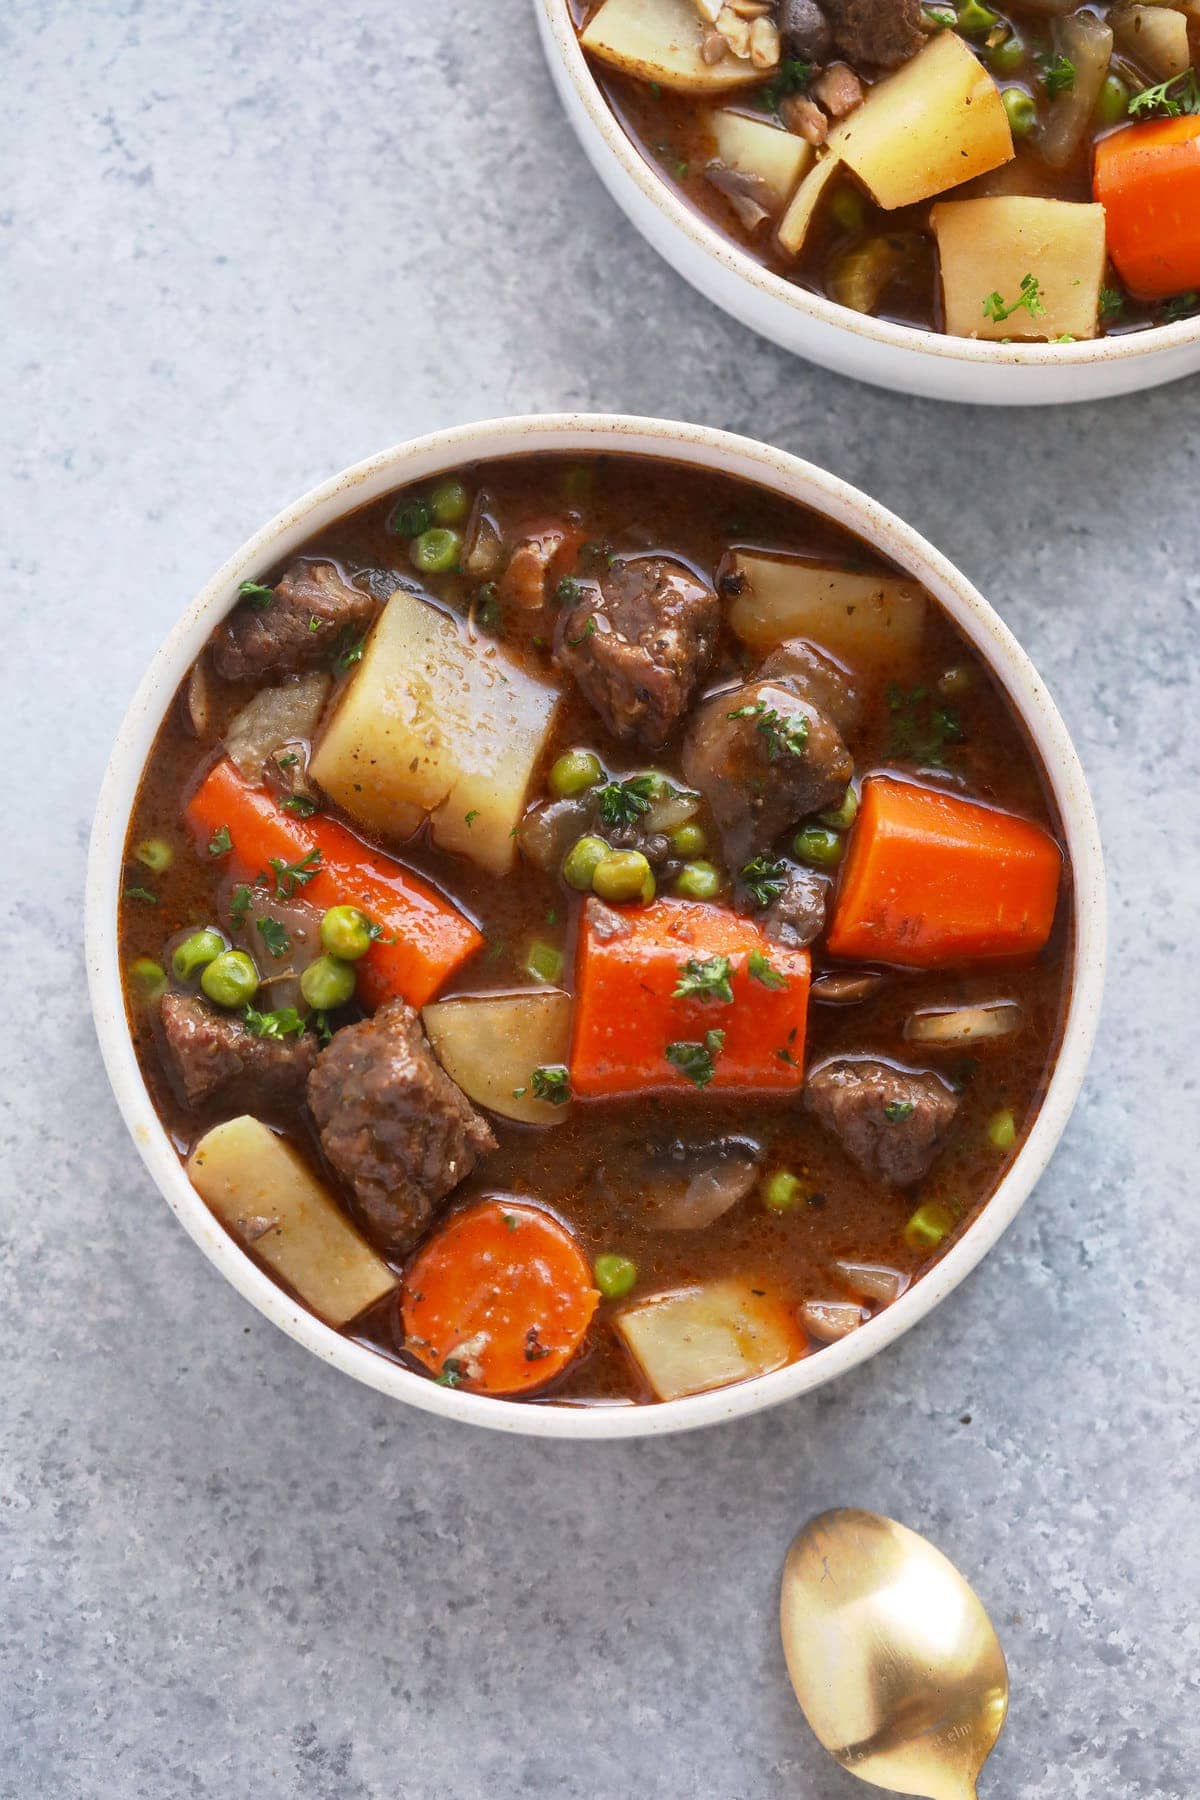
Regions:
[[160, 990, 316, 1111], [682, 676, 852, 864], [498, 527, 570, 610], [554, 555, 719, 748], [756, 864, 829, 948], [821, 0, 924, 68], [778, 0, 834, 61], [756, 637, 861, 735], [805, 1059, 959, 1186], [214, 560, 376, 683], [307, 999, 496, 1252], [811, 60, 864, 118]]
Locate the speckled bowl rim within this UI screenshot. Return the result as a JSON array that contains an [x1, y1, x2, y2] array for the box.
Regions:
[[86, 413, 1106, 1440], [537, 0, 1200, 374]]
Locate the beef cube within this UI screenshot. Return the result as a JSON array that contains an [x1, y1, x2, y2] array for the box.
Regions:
[[160, 990, 316, 1111], [214, 560, 376, 683], [805, 1059, 959, 1186]]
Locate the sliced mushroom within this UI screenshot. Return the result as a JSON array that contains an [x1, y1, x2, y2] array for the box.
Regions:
[[811, 970, 886, 1006], [832, 1259, 909, 1305], [800, 1298, 865, 1343], [704, 164, 776, 232], [599, 1136, 761, 1231], [905, 1002, 1021, 1047], [185, 658, 214, 740], [464, 498, 505, 579], [517, 795, 594, 874]]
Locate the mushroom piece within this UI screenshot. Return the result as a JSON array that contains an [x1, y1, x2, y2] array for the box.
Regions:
[[811, 970, 886, 1006], [598, 1136, 761, 1231], [800, 1298, 866, 1343], [832, 1259, 909, 1305]]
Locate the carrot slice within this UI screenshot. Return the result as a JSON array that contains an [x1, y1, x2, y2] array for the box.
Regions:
[[401, 1200, 599, 1395], [825, 775, 1062, 969], [184, 758, 482, 1008], [1093, 117, 1200, 302], [571, 898, 811, 1100]]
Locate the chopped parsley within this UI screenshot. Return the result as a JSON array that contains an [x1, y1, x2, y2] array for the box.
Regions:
[[597, 774, 657, 829], [884, 1099, 916, 1123], [332, 627, 366, 674], [464, 809, 479, 828], [674, 954, 734, 1005], [531, 1065, 571, 1105], [123, 885, 158, 904], [281, 794, 318, 818], [1099, 285, 1125, 326], [755, 56, 811, 115], [393, 498, 433, 539], [566, 615, 597, 648], [307, 615, 322, 633], [983, 272, 1045, 324], [887, 683, 963, 767], [1128, 69, 1200, 119], [740, 855, 787, 908], [474, 582, 503, 636], [242, 1004, 306, 1040], [1041, 54, 1075, 98], [238, 579, 274, 610], [207, 824, 232, 857], [266, 848, 322, 899], [555, 576, 582, 606], [666, 1029, 725, 1089], [229, 884, 252, 927], [312, 1010, 334, 1046], [255, 915, 291, 958], [727, 699, 810, 760], [748, 950, 787, 991], [1160, 290, 1200, 325], [434, 1356, 466, 1388]]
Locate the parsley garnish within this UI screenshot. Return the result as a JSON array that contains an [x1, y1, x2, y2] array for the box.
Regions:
[[740, 856, 787, 908], [887, 683, 963, 766], [207, 824, 232, 857], [1099, 285, 1125, 326], [267, 848, 322, 899], [312, 1010, 334, 1046], [530, 1064, 571, 1105], [555, 577, 582, 605], [123, 885, 158, 904], [566, 615, 597, 648], [474, 582, 503, 636], [229, 884, 252, 927], [597, 775, 657, 829], [1160, 290, 1200, 324], [464, 809, 479, 827], [665, 1029, 725, 1089], [238, 579, 274, 610], [393, 498, 433, 539], [983, 273, 1045, 324], [674, 954, 734, 1005], [755, 56, 811, 114], [281, 794, 318, 818], [332, 627, 365, 674], [748, 949, 787, 991], [1128, 69, 1200, 119], [727, 699, 809, 760], [1041, 54, 1075, 98], [242, 1004, 306, 1040], [884, 1099, 916, 1122], [255, 915, 290, 958], [307, 615, 322, 633], [434, 1356, 465, 1388]]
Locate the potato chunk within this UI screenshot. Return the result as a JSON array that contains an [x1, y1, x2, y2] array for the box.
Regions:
[[616, 1278, 804, 1401], [932, 197, 1106, 342], [581, 0, 764, 94], [726, 554, 926, 671], [422, 990, 573, 1127], [710, 110, 813, 210], [776, 154, 843, 258], [826, 30, 1013, 210], [310, 590, 559, 876], [188, 1116, 397, 1328]]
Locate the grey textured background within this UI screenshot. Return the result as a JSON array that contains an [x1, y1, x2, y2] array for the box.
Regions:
[[3, 3, 1198, 1796]]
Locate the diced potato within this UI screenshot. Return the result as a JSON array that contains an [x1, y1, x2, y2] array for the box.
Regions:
[[310, 590, 559, 876], [775, 154, 843, 258], [1112, 4, 1191, 77], [421, 990, 572, 1127], [615, 1277, 804, 1401], [188, 1116, 396, 1328], [726, 554, 927, 670], [826, 30, 1013, 211], [710, 110, 813, 210], [932, 197, 1106, 342], [581, 0, 764, 94]]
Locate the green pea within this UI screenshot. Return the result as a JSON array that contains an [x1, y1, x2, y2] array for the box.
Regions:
[[320, 905, 374, 962], [669, 821, 708, 857], [672, 859, 721, 901], [128, 957, 167, 1002], [828, 183, 867, 236], [300, 954, 357, 1011], [525, 940, 564, 984], [762, 1170, 802, 1213], [172, 928, 226, 981], [956, 0, 998, 35], [1095, 73, 1129, 127], [429, 476, 471, 525], [1002, 88, 1037, 138], [562, 834, 610, 892], [793, 826, 844, 868], [409, 527, 462, 575], [201, 949, 260, 1009], [987, 1108, 1017, 1151], [134, 837, 173, 874], [987, 29, 1024, 76], [592, 850, 654, 904], [548, 748, 603, 799], [903, 1200, 956, 1252], [819, 787, 859, 832], [594, 1253, 638, 1300]]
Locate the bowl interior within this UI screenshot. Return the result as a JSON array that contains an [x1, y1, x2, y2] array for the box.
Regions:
[[86, 413, 1106, 1439]]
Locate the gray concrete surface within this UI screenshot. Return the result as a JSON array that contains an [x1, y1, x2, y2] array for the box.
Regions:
[[2, 3, 1198, 1796]]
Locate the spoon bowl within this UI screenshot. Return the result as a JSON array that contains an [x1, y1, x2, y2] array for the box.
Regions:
[[780, 1509, 1008, 1800]]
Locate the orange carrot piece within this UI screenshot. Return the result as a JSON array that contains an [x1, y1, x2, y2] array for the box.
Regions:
[[1093, 117, 1200, 302], [571, 898, 810, 1100], [400, 1199, 599, 1395], [184, 758, 482, 1008], [825, 775, 1062, 969]]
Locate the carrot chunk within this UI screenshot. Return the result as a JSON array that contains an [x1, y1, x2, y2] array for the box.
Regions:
[[1093, 117, 1200, 302], [184, 758, 482, 1008], [571, 898, 811, 1099], [825, 775, 1062, 968], [401, 1199, 599, 1395]]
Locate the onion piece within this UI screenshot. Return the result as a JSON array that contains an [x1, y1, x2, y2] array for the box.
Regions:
[[225, 673, 331, 779], [1039, 12, 1113, 172], [811, 970, 885, 1006], [904, 1001, 1022, 1047], [800, 1298, 865, 1343], [832, 1260, 909, 1305], [644, 784, 701, 834], [185, 659, 214, 740]]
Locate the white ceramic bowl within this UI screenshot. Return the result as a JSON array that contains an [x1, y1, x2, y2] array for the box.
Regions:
[[87, 414, 1105, 1438], [535, 0, 1200, 405]]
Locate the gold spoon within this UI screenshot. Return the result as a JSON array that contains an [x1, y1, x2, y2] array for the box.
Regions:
[[780, 1509, 1009, 1800]]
